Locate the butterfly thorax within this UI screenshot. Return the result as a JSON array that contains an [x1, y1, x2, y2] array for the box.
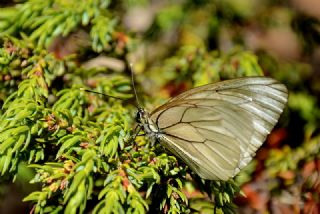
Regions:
[[136, 108, 160, 137]]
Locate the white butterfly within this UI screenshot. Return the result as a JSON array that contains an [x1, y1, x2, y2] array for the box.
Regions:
[[135, 77, 288, 180]]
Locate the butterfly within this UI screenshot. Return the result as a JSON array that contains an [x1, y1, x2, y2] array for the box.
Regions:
[[134, 77, 288, 180]]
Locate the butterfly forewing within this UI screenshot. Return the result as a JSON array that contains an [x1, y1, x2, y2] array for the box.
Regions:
[[149, 77, 288, 180]]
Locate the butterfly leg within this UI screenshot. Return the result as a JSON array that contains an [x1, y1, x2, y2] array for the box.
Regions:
[[132, 125, 145, 140]]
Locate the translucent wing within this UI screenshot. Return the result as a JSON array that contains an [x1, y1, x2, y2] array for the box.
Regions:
[[150, 77, 288, 180]]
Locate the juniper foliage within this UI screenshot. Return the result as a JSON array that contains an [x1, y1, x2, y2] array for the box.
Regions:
[[0, 0, 319, 214]]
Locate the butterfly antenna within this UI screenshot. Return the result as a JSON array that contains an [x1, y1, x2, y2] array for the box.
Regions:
[[80, 88, 126, 101], [129, 63, 141, 108]]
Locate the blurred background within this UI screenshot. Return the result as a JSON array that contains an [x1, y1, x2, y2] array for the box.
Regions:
[[0, 0, 319, 213]]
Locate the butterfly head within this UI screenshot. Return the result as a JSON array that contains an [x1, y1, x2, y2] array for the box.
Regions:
[[135, 107, 149, 124]]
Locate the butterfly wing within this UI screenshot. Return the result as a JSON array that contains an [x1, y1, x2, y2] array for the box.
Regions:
[[150, 77, 288, 180]]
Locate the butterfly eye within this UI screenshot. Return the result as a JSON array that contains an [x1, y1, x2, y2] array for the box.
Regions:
[[135, 113, 141, 123], [135, 108, 144, 124]]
